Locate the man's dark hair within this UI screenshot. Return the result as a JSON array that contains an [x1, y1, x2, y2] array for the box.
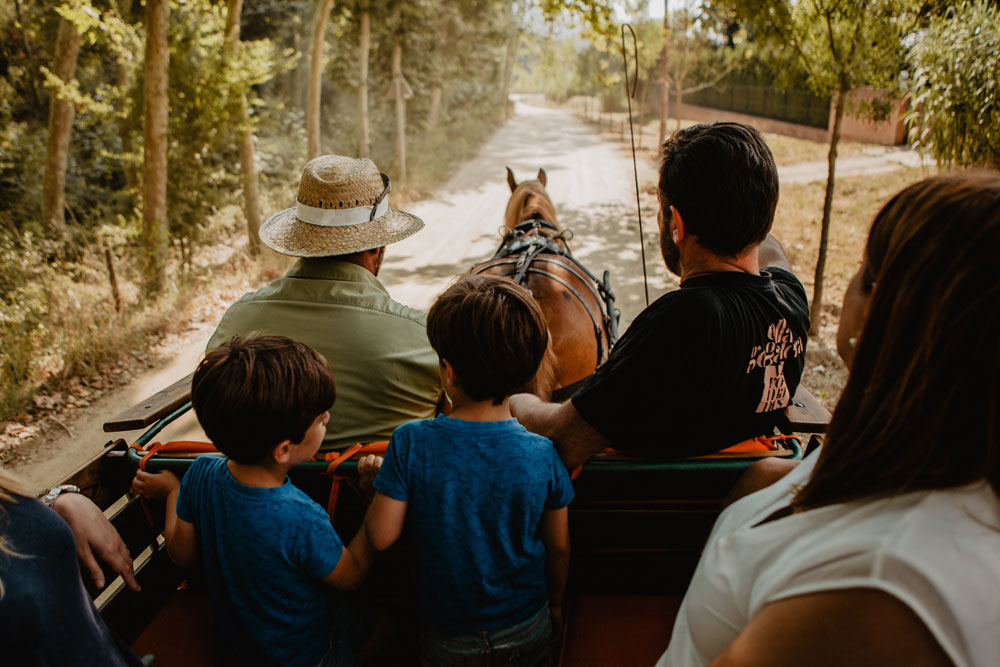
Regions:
[[659, 122, 779, 257], [427, 275, 548, 405], [192, 335, 336, 464]]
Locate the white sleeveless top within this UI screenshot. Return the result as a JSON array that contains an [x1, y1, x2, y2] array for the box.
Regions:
[[658, 450, 1000, 667]]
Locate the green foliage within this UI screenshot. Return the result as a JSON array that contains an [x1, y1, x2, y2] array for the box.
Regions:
[[907, 0, 1000, 167], [729, 0, 916, 103]]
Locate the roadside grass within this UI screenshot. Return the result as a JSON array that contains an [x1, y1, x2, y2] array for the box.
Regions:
[[773, 165, 938, 408], [0, 114, 499, 431]]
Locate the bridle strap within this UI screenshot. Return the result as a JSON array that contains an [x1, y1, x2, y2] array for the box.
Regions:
[[473, 231, 621, 369]]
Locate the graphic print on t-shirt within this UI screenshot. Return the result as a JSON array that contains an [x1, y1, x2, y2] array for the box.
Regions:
[[745, 318, 805, 412]]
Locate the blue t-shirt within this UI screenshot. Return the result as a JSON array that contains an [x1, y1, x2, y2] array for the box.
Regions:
[[176, 456, 344, 667], [374, 415, 575, 634]]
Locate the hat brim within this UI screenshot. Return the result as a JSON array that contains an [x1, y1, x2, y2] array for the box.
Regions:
[[259, 207, 424, 257]]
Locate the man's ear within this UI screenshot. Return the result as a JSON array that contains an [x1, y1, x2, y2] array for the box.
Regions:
[[670, 205, 686, 243], [271, 439, 294, 465]]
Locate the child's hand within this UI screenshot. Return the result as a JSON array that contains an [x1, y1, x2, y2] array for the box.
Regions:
[[131, 469, 181, 501], [357, 454, 383, 500], [550, 606, 564, 642]]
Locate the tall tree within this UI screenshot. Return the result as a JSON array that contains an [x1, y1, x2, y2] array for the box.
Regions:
[[390, 33, 413, 181], [41, 11, 81, 233], [307, 0, 335, 159], [658, 0, 669, 146], [732, 0, 915, 334], [225, 0, 262, 254], [668, 3, 744, 131], [498, 3, 520, 125], [357, 6, 370, 157], [142, 0, 169, 290]]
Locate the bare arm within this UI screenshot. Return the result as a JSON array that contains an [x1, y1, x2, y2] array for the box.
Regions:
[[540, 507, 571, 638], [509, 394, 609, 469], [709, 589, 952, 667], [365, 492, 408, 551], [757, 234, 791, 272], [51, 493, 140, 591], [132, 469, 197, 570], [323, 518, 375, 591], [722, 458, 800, 509]]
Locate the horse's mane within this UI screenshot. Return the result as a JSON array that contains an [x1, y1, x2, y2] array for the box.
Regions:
[[504, 181, 559, 231]]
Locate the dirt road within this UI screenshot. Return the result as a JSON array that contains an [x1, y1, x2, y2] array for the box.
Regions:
[[8, 102, 671, 492]]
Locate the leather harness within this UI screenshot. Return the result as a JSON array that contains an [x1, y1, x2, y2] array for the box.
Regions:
[[471, 219, 621, 373]]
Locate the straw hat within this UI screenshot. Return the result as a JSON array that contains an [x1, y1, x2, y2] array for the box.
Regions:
[[259, 155, 424, 257]]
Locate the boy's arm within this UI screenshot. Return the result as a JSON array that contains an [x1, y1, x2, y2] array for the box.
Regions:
[[132, 469, 198, 570], [540, 506, 571, 636], [322, 518, 375, 591], [364, 491, 407, 551]]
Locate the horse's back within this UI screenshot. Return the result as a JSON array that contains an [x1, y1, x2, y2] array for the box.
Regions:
[[476, 253, 605, 393]]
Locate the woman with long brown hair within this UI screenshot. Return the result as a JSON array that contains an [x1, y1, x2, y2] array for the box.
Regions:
[[658, 172, 1000, 667]]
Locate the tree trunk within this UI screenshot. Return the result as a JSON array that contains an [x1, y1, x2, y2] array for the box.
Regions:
[[225, 0, 262, 255], [499, 33, 518, 124], [426, 84, 442, 135], [358, 10, 370, 158], [142, 0, 169, 291], [41, 15, 81, 233], [810, 87, 846, 335], [658, 0, 669, 147], [307, 0, 335, 159], [117, 0, 136, 191], [392, 34, 407, 181], [637, 73, 649, 149], [675, 78, 683, 132]]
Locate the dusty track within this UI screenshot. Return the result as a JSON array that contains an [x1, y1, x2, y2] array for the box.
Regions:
[[8, 102, 670, 492]]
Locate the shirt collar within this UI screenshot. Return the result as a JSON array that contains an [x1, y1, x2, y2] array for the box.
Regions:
[[286, 258, 390, 296]]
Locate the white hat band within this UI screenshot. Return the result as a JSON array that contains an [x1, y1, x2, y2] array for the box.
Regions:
[[295, 199, 389, 227]]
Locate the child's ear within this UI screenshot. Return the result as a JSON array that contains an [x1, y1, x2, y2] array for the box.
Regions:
[[440, 358, 459, 387], [271, 439, 294, 465]]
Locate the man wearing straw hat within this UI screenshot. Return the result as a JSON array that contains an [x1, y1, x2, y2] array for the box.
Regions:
[[207, 155, 443, 450]]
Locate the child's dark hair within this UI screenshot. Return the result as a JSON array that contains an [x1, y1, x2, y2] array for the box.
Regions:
[[192, 335, 336, 464], [427, 275, 548, 405]]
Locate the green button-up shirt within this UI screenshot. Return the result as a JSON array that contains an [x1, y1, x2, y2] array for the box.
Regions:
[[207, 258, 442, 450]]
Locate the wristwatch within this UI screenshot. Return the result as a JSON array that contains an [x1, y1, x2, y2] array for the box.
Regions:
[[42, 484, 81, 508]]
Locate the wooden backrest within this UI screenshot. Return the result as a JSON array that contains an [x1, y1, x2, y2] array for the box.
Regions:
[[103, 376, 832, 435]]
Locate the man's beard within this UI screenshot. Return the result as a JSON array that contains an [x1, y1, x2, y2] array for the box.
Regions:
[[660, 232, 682, 276], [373, 246, 386, 275]]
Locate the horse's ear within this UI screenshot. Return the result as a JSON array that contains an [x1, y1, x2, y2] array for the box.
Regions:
[[537, 168, 547, 187], [506, 166, 517, 192]]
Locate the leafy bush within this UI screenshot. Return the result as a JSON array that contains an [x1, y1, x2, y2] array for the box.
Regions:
[[907, 0, 1000, 167]]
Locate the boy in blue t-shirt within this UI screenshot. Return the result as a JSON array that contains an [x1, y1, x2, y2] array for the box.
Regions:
[[364, 275, 574, 666], [132, 335, 375, 667]]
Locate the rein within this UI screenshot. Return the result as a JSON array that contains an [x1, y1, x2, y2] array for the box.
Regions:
[[472, 219, 620, 369]]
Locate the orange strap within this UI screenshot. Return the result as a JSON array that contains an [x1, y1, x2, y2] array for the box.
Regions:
[[320, 441, 389, 519], [568, 433, 799, 480], [128, 440, 219, 471]]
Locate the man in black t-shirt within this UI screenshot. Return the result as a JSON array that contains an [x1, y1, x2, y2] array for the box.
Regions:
[[511, 122, 809, 467]]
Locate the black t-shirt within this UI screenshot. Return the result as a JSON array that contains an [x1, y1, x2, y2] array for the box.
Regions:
[[572, 267, 809, 457]]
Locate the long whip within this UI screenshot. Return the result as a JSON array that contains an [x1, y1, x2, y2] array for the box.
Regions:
[[621, 23, 649, 307]]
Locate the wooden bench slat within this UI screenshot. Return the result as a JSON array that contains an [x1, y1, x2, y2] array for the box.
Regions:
[[784, 385, 831, 433], [103, 373, 194, 432]]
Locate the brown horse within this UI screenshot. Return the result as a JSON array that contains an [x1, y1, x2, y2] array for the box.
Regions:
[[470, 167, 619, 400]]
